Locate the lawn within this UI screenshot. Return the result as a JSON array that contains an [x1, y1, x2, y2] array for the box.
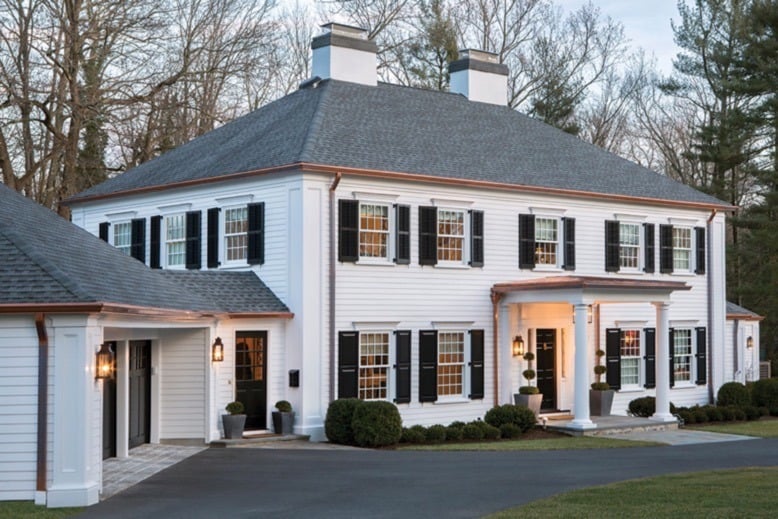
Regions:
[[399, 433, 659, 451], [487, 467, 778, 518], [0, 502, 81, 519], [689, 417, 778, 438]]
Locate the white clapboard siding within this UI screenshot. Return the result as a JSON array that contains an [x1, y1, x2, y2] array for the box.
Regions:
[[159, 329, 206, 439]]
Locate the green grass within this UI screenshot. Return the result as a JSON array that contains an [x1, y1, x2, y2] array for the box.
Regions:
[[399, 436, 659, 451], [0, 502, 81, 519], [689, 418, 778, 438], [486, 467, 778, 518]]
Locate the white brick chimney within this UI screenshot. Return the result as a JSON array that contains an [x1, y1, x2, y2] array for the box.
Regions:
[[311, 23, 377, 86], [449, 49, 508, 106]]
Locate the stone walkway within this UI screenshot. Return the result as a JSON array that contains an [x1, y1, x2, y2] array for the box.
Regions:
[[606, 428, 756, 446]]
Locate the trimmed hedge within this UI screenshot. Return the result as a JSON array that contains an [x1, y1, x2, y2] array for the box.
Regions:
[[324, 398, 362, 445], [627, 397, 677, 418], [351, 401, 402, 447], [500, 423, 524, 439], [462, 423, 485, 440], [751, 378, 778, 411], [445, 425, 464, 441], [716, 382, 750, 408], [484, 404, 537, 433], [425, 424, 447, 444], [401, 425, 426, 444]]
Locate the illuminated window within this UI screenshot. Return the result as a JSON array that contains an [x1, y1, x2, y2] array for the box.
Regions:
[[437, 210, 465, 262], [438, 332, 465, 396], [673, 329, 693, 383], [359, 332, 389, 400], [359, 203, 390, 259], [534, 217, 558, 266], [620, 330, 641, 387]]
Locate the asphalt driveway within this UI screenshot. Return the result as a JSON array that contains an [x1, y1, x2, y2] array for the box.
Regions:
[[78, 439, 778, 518]]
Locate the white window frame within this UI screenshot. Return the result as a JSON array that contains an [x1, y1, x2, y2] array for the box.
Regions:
[[223, 205, 248, 265], [672, 226, 693, 273], [619, 329, 642, 389], [112, 221, 132, 256], [673, 328, 694, 385], [164, 213, 186, 268], [534, 216, 560, 268], [436, 208, 467, 265], [436, 330, 469, 400], [357, 331, 392, 401], [358, 201, 393, 263], [619, 222, 642, 271]]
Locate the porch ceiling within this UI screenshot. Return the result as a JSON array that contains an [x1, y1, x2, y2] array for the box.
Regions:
[[492, 275, 690, 305]]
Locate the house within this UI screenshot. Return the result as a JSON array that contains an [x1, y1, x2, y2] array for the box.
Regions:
[[1, 23, 761, 507]]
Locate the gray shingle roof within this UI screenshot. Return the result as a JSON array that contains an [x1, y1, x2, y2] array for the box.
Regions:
[[726, 301, 762, 319], [70, 79, 727, 207], [0, 183, 287, 315]]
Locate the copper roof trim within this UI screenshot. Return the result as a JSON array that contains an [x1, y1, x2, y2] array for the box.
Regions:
[[492, 275, 691, 293]]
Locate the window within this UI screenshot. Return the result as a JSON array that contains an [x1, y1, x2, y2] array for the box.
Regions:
[[113, 222, 132, 256], [619, 223, 640, 269], [165, 214, 186, 267], [224, 207, 248, 262], [673, 329, 693, 383], [437, 331, 465, 396], [359, 203, 390, 259], [534, 217, 558, 266], [437, 209, 465, 262], [673, 227, 692, 271], [620, 330, 641, 387], [358, 332, 390, 400]]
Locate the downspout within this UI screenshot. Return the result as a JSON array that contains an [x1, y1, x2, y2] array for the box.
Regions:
[[35, 313, 49, 495], [491, 290, 502, 407], [707, 209, 717, 403], [328, 172, 342, 402]]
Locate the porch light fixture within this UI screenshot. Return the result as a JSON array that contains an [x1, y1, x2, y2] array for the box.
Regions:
[[746, 336, 754, 349], [212, 337, 224, 362], [95, 342, 115, 380], [512, 335, 525, 357]]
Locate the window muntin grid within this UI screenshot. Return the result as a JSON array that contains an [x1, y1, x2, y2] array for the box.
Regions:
[[673, 329, 693, 383], [359, 203, 390, 259], [359, 332, 389, 400], [113, 222, 132, 256], [534, 217, 558, 266], [438, 331, 464, 396], [165, 214, 186, 267], [437, 210, 464, 262], [619, 223, 640, 269], [673, 227, 692, 271], [224, 207, 248, 262], [620, 329, 641, 386]]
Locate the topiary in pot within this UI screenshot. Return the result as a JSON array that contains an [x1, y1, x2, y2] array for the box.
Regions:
[[222, 401, 246, 439], [515, 351, 542, 416], [272, 400, 295, 435]]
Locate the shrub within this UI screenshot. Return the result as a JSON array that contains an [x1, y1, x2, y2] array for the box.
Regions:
[[462, 423, 484, 440], [500, 423, 523, 439], [703, 405, 723, 422], [692, 408, 709, 423], [590, 382, 610, 391], [425, 424, 447, 444], [751, 379, 778, 410], [627, 396, 676, 417], [484, 404, 537, 432], [678, 410, 695, 424], [445, 424, 464, 441], [324, 398, 363, 445], [518, 386, 540, 395], [480, 422, 501, 440], [448, 421, 466, 430], [225, 401, 244, 415], [275, 400, 293, 412], [716, 382, 750, 408], [743, 405, 761, 421], [719, 406, 735, 421], [731, 406, 746, 421], [400, 425, 427, 444], [351, 401, 403, 448], [759, 406, 771, 417]]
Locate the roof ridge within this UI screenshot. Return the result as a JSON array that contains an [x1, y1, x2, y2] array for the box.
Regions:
[[298, 80, 332, 162]]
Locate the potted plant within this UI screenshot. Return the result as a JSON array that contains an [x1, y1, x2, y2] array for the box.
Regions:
[[272, 400, 295, 435], [514, 351, 542, 417], [589, 349, 615, 416], [222, 401, 246, 439]]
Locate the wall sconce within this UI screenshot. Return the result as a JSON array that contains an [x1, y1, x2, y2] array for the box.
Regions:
[[95, 343, 115, 380], [212, 337, 224, 362], [746, 336, 754, 349], [572, 305, 593, 324], [512, 335, 525, 357]]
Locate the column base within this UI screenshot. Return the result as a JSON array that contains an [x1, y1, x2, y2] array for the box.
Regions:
[[567, 419, 597, 430], [650, 413, 676, 422], [46, 484, 99, 508]]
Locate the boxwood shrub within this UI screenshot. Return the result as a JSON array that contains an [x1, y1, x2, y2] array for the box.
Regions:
[[692, 407, 709, 423], [703, 405, 723, 422], [324, 398, 363, 445], [445, 424, 464, 441], [628, 396, 677, 418], [351, 401, 403, 447], [425, 424, 447, 444], [499, 423, 523, 439], [716, 382, 751, 408], [750, 378, 778, 411], [462, 423, 485, 440], [400, 425, 427, 444], [484, 404, 537, 433], [743, 405, 762, 421]]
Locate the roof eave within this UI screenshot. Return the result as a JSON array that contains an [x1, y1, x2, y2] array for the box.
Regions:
[[0, 302, 291, 319]]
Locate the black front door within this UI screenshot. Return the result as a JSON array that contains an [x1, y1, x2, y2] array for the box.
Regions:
[[102, 342, 117, 459], [236, 332, 267, 429], [128, 340, 151, 449], [536, 329, 557, 411]]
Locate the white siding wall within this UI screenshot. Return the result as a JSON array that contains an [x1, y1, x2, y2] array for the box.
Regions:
[[0, 316, 38, 501], [159, 329, 206, 439]]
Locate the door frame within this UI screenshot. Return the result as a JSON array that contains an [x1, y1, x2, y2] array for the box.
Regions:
[[128, 340, 151, 449], [535, 328, 557, 411], [235, 331, 268, 430]]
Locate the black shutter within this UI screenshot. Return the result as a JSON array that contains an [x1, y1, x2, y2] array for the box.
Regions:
[[338, 199, 359, 262], [98, 222, 110, 242], [338, 331, 359, 399], [695, 327, 707, 385], [644, 327, 656, 388], [395, 204, 410, 265], [419, 330, 438, 402], [643, 223, 655, 273], [247, 202, 264, 265], [207, 207, 220, 269], [695, 227, 706, 274], [605, 328, 621, 390], [419, 206, 438, 266], [470, 210, 484, 267], [518, 214, 535, 269], [150, 216, 162, 269], [562, 217, 575, 270], [669, 328, 675, 387], [130, 218, 146, 263], [185, 211, 201, 270], [469, 330, 484, 399], [659, 224, 673, 273], [604, 220, 620, 272], [395, 330, 411, 404]]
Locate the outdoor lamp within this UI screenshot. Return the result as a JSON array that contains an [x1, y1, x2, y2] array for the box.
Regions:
[[512, 335, 525, 357], [212, 337, 224, 362], [746, 336, 754, 349], [95, 342, 115, 380]]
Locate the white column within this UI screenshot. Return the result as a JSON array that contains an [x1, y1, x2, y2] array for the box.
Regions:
[[570, 304, 595, 430], [116, 341, 129, 458], [499, 303, 512, 404], [651, 302, 674, 421]]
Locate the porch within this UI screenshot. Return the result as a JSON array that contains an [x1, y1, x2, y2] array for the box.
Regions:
[[543, 413, 678, 437]]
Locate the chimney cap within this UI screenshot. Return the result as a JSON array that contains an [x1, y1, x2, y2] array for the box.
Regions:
[[459, 49, 500, 63], [320, 22, 369, 39], [449, 49, 508, 77]]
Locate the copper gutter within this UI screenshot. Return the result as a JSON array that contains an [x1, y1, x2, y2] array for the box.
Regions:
[[490, 289, 502, 407], [329, 172, 342, 402], [34, 313, 48, 494], [0, 303, 293, 320]]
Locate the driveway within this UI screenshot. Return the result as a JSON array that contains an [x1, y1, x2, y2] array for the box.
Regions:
[[77, 439, 778, 518]]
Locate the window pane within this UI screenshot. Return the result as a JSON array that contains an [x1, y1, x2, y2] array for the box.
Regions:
[[438, 332, 464, 396], [534, 218, 557, 265], [673, 228, 691, 270], [359, 204, 389, 258], [620, 330, 641, 386], [113, 222, 132, 255], [166, 214, 186, 266], [359, 332, 389, 400], [224, 207, 248, 261], [619, 223, 639, 269], [437, 210, 464, 262], [673, 329, 692, 382]]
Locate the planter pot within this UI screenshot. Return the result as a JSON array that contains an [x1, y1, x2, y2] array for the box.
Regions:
[[514, 393, 543, 417], [589, 389, 615, 417], [222, 414, 246, 439], [272, 411, 295, 435]]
